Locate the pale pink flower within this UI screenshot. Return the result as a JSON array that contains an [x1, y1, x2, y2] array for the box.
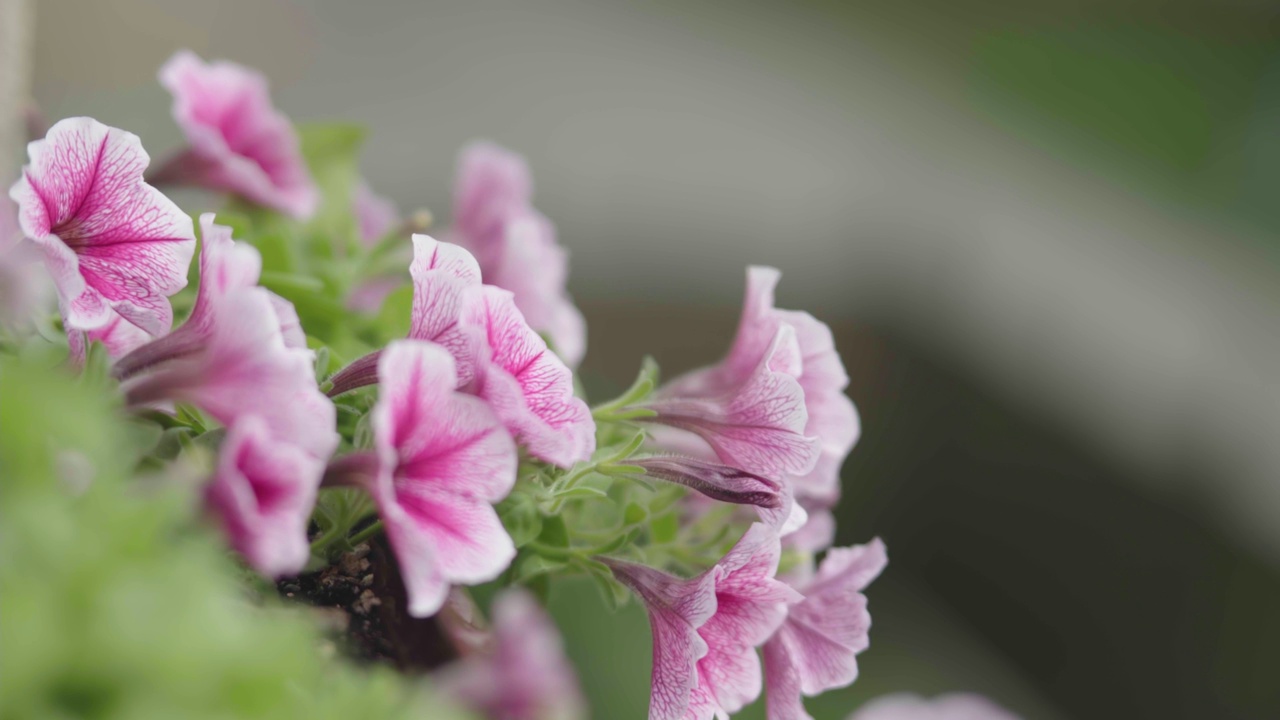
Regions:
[[367, 340, 518, 617], [464, 285, 595, 468], [441, 588, 587, 720], [764, 539, 887, 720], [783, 502, 836, 554], [355, 178, 400, 246], [662, 267, 858, 507], [204, 414, 324, 578], [688, 524, 802, 719], [122, 286, 337, 460], [848, 693, 1020, 720], [605, 524, 800, 720], [597, 559, 718, 720], [114, 214, 305, 378], [0, 196, 48, 329], [155, 50, 318, 219], [324, 237, 593, 467], [65, 309, 152, 364], [326, 234, 481, 395], [446, 142, 585, 367], [9, 117, 196, 336], [642, 326, 818, 482]]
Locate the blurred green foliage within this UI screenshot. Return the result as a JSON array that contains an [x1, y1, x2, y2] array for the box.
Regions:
[[0, 357, 470, 720]]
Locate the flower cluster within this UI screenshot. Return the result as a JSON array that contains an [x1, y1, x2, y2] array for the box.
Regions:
[[1, 51, 1019, 720]]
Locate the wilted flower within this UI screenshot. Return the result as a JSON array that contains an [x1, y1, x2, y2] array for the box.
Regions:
[[9, 117, 196, 337], [463, 285, 595, 468], [631, 455, 803, 532], [155, 51, 318, 219], [764, 539, 887, 720], [847, 693, 1020, 720], [204, 414, 324, 578], [641, 326, 818, 481], [365, 340, 518, 617], [446, 142, 585, 367], [605, 524, 800, 720], [441, 588, 587, 720]]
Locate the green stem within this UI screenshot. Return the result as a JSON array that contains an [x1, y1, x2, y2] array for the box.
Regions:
[[347, 520, 384, 547]]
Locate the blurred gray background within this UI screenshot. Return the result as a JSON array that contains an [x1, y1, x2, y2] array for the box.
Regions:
[[12, 1, 1280, 718]]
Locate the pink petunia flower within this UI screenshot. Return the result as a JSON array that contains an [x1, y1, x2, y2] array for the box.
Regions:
[[440, 588, 587, 720], [122, 285, 337, 460], [155, 50, 318, 219], [325, 236, 593, 468], [641, 326, 818, 482], [847, 693, 1020, 720], [366, 340, 518, 617], [9, 117, 196, 337], [605, 524, 801, 720], [204, 414, 324, 578], [0, 195, 49, 330], [597, 559, 718, 720], [661, 267, 858, 511], [114, 214, 305, 378], [763, 539, 887, 720], [326, 234, 482, 396], [446, 142, 586, 367], [65, 309, 152, 364], [463, 285, 596, 468]]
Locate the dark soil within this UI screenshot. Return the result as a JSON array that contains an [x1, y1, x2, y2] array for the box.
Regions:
[[278, 536, 461, 672]]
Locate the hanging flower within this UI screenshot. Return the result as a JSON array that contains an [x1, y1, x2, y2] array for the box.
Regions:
[[204, 414, 324, 578], [640, 326, 818, 481], [463, 285, 595, 468], [155, 50, 318, 219], [847, 693, 1020, 720], [763, 539, 887, 720], [596, 558, 718, 720], [446, 142, 585, 366], [440, 588, 588, 720], [604, 524, 800, 720], [657, 266, 858, 546], [9, 117, 196, 337], [350, 340, 518, 617]]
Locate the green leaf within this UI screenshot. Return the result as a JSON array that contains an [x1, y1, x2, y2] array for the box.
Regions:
[[514, 553, 568, 582], [623, 501, 648, 526], [500, 500, 544, 549], [251, 231, 297, 274], [650, 513, 679, 544], [537, 514, 571, 548], [553, 485, 609, 501], [587, 570, 631, 612]]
